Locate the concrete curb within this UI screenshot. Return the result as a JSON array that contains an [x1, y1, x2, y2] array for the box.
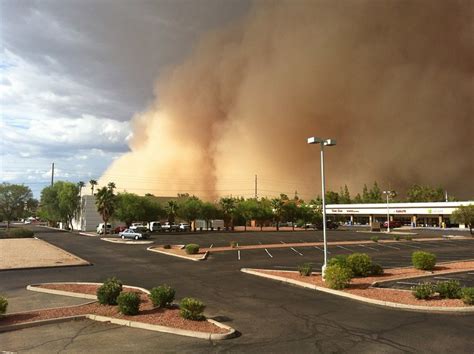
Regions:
[[101, 238, 154, 245], [78, 232, 98, 237], [241, 268, 474, 313], [0, 282, 236, 340], [31, 237, 91, 266], [147, 246, 209, 262]]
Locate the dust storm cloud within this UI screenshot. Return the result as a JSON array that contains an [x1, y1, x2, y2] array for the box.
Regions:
[[101, 0, 474, 200]]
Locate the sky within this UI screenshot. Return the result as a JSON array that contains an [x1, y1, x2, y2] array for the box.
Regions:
[[0, 0, 250, 197]]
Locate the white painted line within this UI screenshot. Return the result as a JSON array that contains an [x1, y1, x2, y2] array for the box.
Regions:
[[377, 243, 400, 250], [290, 247, 303, 256], [467, 272, 474, 275], [398, 243, 421, 249], [337, 245, 353, 252], [434, 276, 462, 281], [280, 241, 286, 244], [396, 281, 419, 286], [314, 246, 331, 254], [238, 250, 241, 261], [209, 244, 213, 248], [358, 244, 379, 251], [265, 249, 273, 258]]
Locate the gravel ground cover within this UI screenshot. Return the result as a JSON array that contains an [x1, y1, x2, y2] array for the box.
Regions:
[[0, 284, 227, 334], [254, 260, 474, 308]]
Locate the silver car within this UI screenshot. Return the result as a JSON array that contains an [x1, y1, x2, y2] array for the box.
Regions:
[[119, 228, 149, 240]]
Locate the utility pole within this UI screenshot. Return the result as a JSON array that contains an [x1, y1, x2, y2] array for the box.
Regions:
[[254, 174, 258, 199], [51, 162, 55, 187]]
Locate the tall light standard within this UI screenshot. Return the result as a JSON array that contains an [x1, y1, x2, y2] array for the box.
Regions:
[[382, 190, 395, 233], [307, 136, 336, 279]]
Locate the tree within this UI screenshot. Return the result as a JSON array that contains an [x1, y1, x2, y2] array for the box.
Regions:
[[339, 185, 351, 204], [166, 201, 179, 223], [369, 182, 383, 203], [219, 197, 236, 230], [282, 200, 299, 230], [254, 198, 273, 231], [142, 196, 165, 223], [201, 202, 218, 229], [235, 199, 256, 231], [178, 197, 203, 231], [406, 184, 445, 202], [325, 191, 339, 204], [271, 197, 285, 231], [95, 183, 116, 234], [451, 205, 474, 235], [89, 179, 98, 195], [114, 193, 143, 227], [39, 182, 80, 230], [0, 183, 33, 229], [353, 193, 363, 203], [362, 184, 370, 203], [78, 181, 85, 198]]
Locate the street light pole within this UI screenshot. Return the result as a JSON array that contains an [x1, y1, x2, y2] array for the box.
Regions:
[[308, 136, 336, 280], [382, 190, 394, 233]]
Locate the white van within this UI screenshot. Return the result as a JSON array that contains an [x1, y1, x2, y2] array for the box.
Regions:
[[96, 223, 112, 234], [149, 221, 162, 232]]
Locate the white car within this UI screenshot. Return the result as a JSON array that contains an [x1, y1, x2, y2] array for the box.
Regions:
[[178, 223, 190, 231], [119, 228, 150, 240], [97, 223, 112, 234]]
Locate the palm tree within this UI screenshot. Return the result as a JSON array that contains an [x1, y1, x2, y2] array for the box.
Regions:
[[89, 179, 98, 195], [107, 182, 116, 190], [166, 201, 179, 223], [77, 181, 85, 198], [95, 183, 116, 235]]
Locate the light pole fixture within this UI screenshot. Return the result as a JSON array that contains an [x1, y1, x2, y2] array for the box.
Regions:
[[307, 136, 336, 279], [382, 190, 395, 233]]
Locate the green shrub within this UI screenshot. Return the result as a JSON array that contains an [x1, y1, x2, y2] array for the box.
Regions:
[[461, 287, 474, 305], [404, 236, 413, 241], [328, 255, 349, 268], [347, 253, 372, 277], [230, 241, 237, 248], [150, 285, 175, 308], [180, 297, 206, 321], [298, 263, 313, 276], [0, 296, 8, 315], [185, 244, 200, 255], [2, 228, 34, 238], [117, 292, 140, 315], [436, 280, 462, 299], [325, 265, 352, 290], [163, 244, 171, 249], [412, 251, 437, 270], [370, 236, 379, 243], [369, 263, 384, 276], [392, 235, 400, 241], [412, 282, 435, 300], [97, 277, 123, 305]]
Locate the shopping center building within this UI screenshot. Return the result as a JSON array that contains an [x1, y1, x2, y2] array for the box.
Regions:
[[326, 201, 473, 228]]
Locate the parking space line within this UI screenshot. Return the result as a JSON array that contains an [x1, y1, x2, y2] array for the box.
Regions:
[[337, 245, 353, 252], [209, 244, 213, 248], [265, 249, 273, 258], [396, 281, 419, 286], [377, 243, 400, 250], [290, 247, 303, 256], [238, 250, 241, 260], [358, 244, 379, 251], [434, 276, 462, 281], [280, 241, 286, 244], [313, 246, 331, 254], [468, 272, 474, 275], [398, 243, 421, 249]]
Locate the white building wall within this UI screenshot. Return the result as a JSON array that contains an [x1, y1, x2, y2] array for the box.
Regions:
[[72, 195, 103, 232]]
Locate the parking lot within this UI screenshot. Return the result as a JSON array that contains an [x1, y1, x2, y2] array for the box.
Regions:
[[379, 270, 474, 290]]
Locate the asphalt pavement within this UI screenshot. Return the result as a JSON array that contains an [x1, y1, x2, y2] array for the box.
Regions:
[[1, 226, 473, 353]]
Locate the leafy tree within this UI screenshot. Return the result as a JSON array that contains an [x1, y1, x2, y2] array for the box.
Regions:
[[39, 182, 80, 230], [166, 201, 179, 223], [142, 196, 166, 223], [179, 196, 203, 231], [25, 197, 39, 217], [325, 191, 340, 204], [282, 200, 300, 230], [339, 185, 351, 204], [271, 197, 285, 231], [0, 183, 33, 229], [95, 183, 116, 234], [254, 198, 273, 231], [369, 182, 383, 203], [114, 193, 143, 227], [451, 204, 474, 235], [235, 199, 256, 231], [78, 181, 85, 198], [89, 179, 98, 195], [406, 184, 445, 202], [219, 197, 237, 230], [353, 193, 363, 203], [362, 184, 370, 202], [201, 202, 218, 229]]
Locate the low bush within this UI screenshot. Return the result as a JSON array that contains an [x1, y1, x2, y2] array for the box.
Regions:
[[412, 251, 437, 270], [230, 241, 237, 248], [163, 244, 171, 249], [185, 244, 200, 255], [117, 292, 140, 315], [1, 228, 34, 239], [347, 253, 372, 277], [150, 285, 175, 308], [436, 280, 462, 299], [327, 255, 349, 268], [180, 297, 206, 321], [412, 282, 435, 300], [392, 235, 400, 241], [0, 296, 8, 315], [325, 265, 352, 290], [370, 236, 379, 243], [404, 236, 413, 241], [461, 287, 474, 305], [97, 277, 123, 305], [369, 263, 384, 276], [298, 263, 313, 276]]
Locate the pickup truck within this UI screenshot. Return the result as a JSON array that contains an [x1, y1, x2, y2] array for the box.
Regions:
[[161, 222, 178, 232]]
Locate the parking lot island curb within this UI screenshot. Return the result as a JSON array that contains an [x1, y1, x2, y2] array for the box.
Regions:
[[240, 268, 474, 313], [0, 282, 236, 340], [147, 246, 209, 261], [101, 238, 154, 245]]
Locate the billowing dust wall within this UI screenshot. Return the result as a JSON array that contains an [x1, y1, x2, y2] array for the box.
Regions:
[[101, 0, 474, 200]]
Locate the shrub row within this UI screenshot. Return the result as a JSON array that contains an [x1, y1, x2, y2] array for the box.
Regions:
[[0, 296, 8, 315], [96, 278, 206, 320], [412, 281, 474, 305], [0, 228, 35, 239]]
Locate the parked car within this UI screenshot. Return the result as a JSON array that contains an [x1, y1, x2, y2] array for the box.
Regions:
[[96, 223, 112, 234], [314, 221, 339, 230], [178, 223, 190, 231], [383, 220, 403, 228], [130, 222, 147, 230], [113, 225, 127, 234], [161, 222, 177, 232], [119, 228, 150, 240], [149, 221, 162, 232]]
